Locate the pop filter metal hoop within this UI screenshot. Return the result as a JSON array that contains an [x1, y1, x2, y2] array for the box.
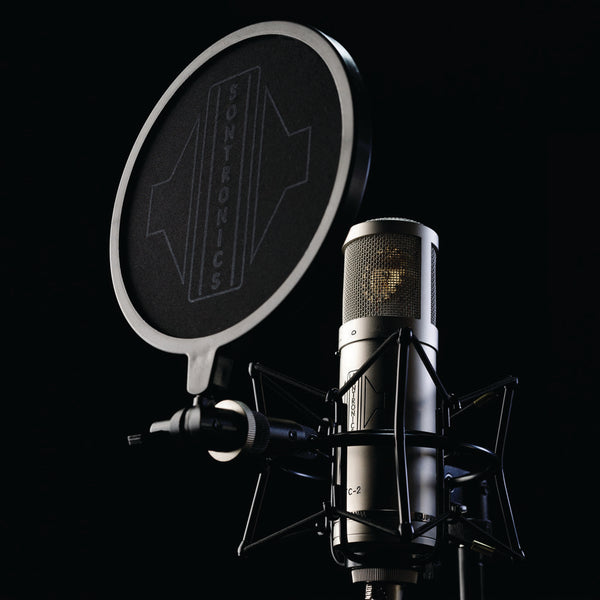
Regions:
[[110, 22, 371, 394]]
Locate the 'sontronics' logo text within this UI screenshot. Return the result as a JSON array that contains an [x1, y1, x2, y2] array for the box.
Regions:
[[146, 67, 312, 303]]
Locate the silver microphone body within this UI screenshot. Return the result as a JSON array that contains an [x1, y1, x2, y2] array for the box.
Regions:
[[332, 218, 439, 586]]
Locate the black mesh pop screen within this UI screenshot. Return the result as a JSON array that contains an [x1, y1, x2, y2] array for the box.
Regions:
[[343, 233, 422, 323], [119, 35, 344, 339]]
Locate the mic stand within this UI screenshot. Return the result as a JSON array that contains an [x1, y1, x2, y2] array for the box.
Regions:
[[458, 543, 485, 600]]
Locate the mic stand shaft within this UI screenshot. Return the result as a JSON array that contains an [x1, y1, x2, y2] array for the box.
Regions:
[[458, 544, 485, 600]]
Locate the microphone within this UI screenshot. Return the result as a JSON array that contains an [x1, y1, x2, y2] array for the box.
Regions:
[[129, 398, 317, 462], [332, 218, 440, 598]]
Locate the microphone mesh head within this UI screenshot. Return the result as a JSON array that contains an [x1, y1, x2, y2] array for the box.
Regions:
[[343, 231, 421, 323]]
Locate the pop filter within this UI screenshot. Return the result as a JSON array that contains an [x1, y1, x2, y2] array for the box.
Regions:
[[110, 22, 371, 394]]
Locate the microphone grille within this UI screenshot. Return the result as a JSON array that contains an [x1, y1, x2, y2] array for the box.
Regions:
[[342, 231, 422, 323]]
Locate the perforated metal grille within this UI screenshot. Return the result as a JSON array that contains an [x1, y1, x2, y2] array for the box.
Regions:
[[343, 233, 421, 323], [431, 244, 438, 327]]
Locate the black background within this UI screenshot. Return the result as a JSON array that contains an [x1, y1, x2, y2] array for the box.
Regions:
[[5, 2, 599, 599]]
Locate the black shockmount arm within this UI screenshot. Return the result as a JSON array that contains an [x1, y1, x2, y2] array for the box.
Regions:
[[237, 328, 525, 565]]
